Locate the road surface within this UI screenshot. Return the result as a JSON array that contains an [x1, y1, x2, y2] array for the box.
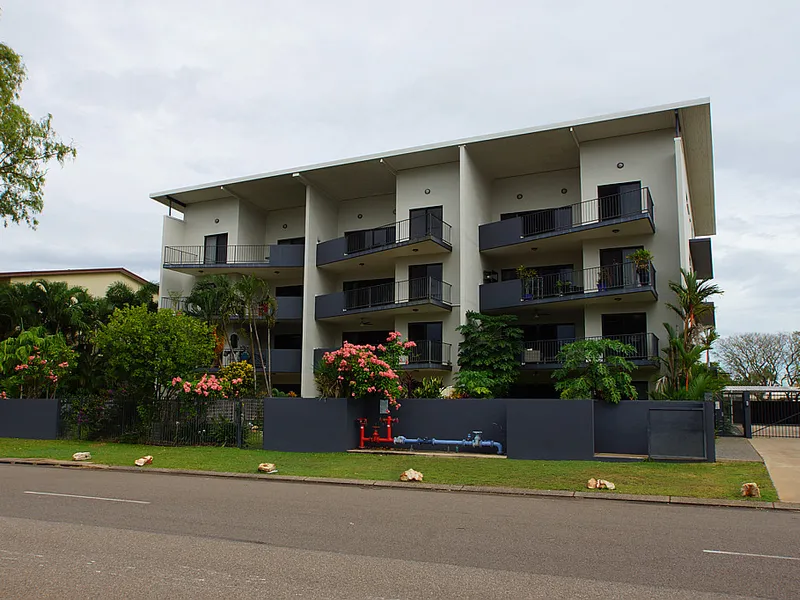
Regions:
[[0, 464, 798, 599]]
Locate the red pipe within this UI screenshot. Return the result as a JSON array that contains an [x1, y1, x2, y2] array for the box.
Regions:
[[357, 416, 398, 448]]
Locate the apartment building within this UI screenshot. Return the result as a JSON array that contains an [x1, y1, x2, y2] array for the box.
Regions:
[[151, 99, 715, 398]]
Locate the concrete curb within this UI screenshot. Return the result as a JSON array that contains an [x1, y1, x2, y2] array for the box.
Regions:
[[2, 457, 798, 512]]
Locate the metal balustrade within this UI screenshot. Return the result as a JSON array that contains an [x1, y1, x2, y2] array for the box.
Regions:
[[480, 188, 654, 250], [518, 261, 656, 301], [343, 277, 452, 311], [164, 244, 270, 266], [344, 214, 452, 254], [522, 333, 659, 366], [405, 340, 452, 366]]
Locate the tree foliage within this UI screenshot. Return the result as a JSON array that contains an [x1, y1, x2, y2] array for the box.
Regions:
[[655, 269, 724, 399], [105, 280, 158, 312], [1, 42, 76, 228], [456, 311, 523, 398], [552, 339, 638, 403], [96, 306, 216, 411], [717, 332, 800, 387]]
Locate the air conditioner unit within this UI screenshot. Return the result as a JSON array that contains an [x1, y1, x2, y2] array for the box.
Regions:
[[524, 349, 541, 363]]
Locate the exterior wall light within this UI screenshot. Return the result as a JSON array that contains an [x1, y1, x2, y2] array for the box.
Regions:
[[424, 189, 431, 195], [617, 162, 624, 169]]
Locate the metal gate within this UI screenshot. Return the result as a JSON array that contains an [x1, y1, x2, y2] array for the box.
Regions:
[[751, 398, 800, 438], [720, 387, 800, 438]]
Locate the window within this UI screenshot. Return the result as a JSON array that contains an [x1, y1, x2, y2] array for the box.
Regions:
[[409, 206, 444, 240], [204, 233, 228, 264], [274, 334, 302, 350], [602, 313, 647, 358], [275, 285, 303, 297], [600, 246, 643, 289], [597, 182, 642, 221], [345, 225, 396, 254], [408, 322, 444, 363], [277, 236, 304, 245], [408, 263, 443, 301]]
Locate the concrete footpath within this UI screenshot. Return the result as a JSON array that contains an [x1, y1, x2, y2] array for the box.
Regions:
[[1, 457, 798, 512], [749, 438, 800, 503]]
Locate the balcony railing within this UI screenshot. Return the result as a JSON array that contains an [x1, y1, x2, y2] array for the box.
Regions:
[[163, 243, 305, 268], [317, 215, 452, 265], [480, 262, 656, 311], [344, 278, 452, 311], [520, 261, 656, 300], [404, 340, 452, 367], [159, 296, 302, 321], [480, 188, 654, 251], [521, 333, 660, 366]]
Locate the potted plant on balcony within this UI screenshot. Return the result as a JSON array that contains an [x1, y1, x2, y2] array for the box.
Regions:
[[596, 268, 609, 292], [556, 279, 571, 296], [626, 249, 654, 286], [516, 266, 538, 301]]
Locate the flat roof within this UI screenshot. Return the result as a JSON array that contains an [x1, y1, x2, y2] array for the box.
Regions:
[[0, 267, 151, 286], [151, 97, 715, 235]]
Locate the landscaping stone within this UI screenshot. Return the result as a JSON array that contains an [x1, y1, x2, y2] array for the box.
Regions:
[[72, 452, 91, 461], [134, 455, 153, 467], [399, 468, 423, 482]]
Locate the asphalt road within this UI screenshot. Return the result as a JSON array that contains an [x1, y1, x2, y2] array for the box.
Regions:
[[0, 465, 798, 599]]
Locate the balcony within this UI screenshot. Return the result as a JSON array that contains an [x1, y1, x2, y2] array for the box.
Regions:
[[521, 333, 660, 370], [479, 188, 654, 253], [402, 340, 453, 371], [316, 277, 453, 321], [317, 215, 452, 269], [314, 341, 453, 372], [163, 243, 304, 275], [479, 262, 657, 312], [159, 295, 303, 321], [221, 348, 302, 373]]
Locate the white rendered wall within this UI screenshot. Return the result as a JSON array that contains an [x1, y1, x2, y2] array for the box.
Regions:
[[181, 197, 240, 246], [265, 206, 305, 244], [336, 194, 396, 237], [459, 146, 491, 322], [395, 162, 461, 376], [579, 129, 681, 351], [237, 200, 267, 246], [490, 168, 581, 220], [674, 136, 694, 273], [159, 215, 195, 300], [300, 185, 339, 397]]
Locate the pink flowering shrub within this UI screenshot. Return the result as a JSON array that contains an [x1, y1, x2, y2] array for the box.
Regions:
[[315, 331, 415, 409], [170, 373, 244, 402], [0, 328, 76, 399]]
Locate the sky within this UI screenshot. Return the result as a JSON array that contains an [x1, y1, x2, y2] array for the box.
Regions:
[[1, 0, 798, 335]]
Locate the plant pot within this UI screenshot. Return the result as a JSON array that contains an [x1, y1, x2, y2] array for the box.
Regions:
[[637, 269, 649, 286], [597, 283, 607, 292], [522, 293, 533, 301]]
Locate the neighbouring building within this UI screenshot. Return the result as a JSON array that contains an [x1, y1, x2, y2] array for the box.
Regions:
[[151, 99, 716, 398], [0, 267, 154, 299]]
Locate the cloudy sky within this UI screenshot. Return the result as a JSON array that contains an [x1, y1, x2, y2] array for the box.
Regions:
[[1, 1, 798, 334]]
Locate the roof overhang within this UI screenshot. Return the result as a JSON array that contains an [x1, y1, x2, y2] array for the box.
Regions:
[[150, 98, 715, 216]]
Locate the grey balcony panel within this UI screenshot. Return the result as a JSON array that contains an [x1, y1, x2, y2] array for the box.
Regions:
[[267, 348, 302, 373], [479, 188, 654, 251], [275, 296, 303, 321], [316, 216, 452, 266], [270, 243, 305, 268], [316, 278, 452, 320], [689, 238, 713, 279], [315, 291, 347, 320]]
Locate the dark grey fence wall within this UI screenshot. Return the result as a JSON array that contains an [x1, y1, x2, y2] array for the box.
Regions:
[[0, 399, 60, 440], [262, 397, 365, 452], [370, 398, 507, 446], [594, 400, 714, 461], [262, 397, 714, 461], [507, 399, 594, 460]]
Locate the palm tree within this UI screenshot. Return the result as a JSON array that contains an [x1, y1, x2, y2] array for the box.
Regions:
[[232, 276, 277, 396], [666, 269, 723, 348], [185, 275, 236, 365], [106, 280, 159, 312], [26, 280, 91, 344]]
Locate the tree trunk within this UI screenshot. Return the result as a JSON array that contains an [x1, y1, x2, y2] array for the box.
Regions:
[[254, 324, 268, 394], [247, 315, 257, 397]]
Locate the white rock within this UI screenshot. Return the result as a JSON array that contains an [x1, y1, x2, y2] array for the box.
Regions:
[[258, 462, 277, 473], [399, 468, 423, 482], [134, 455, 153, 467], [72, 452, 91, 461]]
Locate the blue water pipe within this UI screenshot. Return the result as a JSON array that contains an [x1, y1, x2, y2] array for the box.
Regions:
[[393, 431, 503, 455]]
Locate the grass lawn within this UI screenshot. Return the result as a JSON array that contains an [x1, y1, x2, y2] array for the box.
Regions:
[[0, 438, 778, 502]]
